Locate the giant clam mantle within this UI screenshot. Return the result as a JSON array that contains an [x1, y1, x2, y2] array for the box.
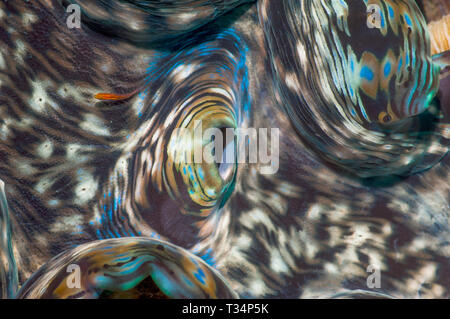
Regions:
[[0, 0, 449, 298], [16, 238, 237, 299], [259, 0, 447, 178]]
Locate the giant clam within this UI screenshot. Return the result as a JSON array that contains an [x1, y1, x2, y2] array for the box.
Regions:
[[259, 0, 446, 178], [0, 0, 449, 299], [16, 237, 237, 299]]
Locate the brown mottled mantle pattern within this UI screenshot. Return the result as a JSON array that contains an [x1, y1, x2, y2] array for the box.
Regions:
[[422, 0, 450, 22], [0, 0, 448, 298]]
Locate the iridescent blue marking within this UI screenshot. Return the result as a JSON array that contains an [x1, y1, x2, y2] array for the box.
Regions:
[[360, 66, 374, 81], [194, 268, 206, 285], [404, 14, 412, 27], [388, 6, 394, 18], [384, 62, 391, 77], [199, 248, 216, 267], [197, 166, 204, 181], [397, 57, 403, 72]]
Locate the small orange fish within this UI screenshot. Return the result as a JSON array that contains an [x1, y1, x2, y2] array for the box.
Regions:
[[94, 92, 135, 101]]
